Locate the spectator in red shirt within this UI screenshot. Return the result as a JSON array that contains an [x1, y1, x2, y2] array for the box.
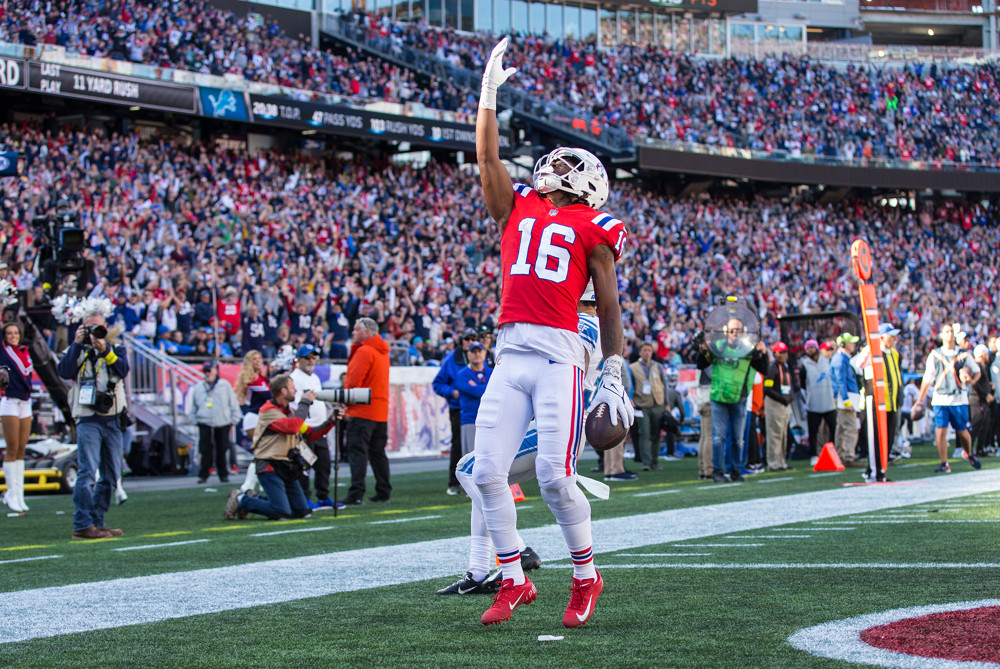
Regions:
[[216, 286, 241, 337]]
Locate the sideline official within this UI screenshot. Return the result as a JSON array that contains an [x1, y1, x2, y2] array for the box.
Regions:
[[57, 311, 130, 540]]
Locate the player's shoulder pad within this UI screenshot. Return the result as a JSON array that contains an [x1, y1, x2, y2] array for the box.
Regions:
[[589, 211, 627, 260], [512, 183, 535, 198]]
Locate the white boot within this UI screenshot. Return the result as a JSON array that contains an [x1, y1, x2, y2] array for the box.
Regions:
[[2, 461, 19, 512], [240, 464, 258, 493], [15, 460, 28, 511], [115, 476, 128, 505]]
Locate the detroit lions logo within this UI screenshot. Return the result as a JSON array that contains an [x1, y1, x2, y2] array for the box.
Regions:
[[208, 90, 238, 117]]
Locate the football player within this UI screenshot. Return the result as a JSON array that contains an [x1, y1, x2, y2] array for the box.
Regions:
[[474, 37, 633, 628]]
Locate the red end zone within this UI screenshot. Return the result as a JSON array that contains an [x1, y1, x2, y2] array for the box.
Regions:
[[861, 606, 1000, 663]]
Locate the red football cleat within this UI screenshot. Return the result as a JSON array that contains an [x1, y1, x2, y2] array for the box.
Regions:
[[481, 578, 537, 626], [563, 571, 603, 628]]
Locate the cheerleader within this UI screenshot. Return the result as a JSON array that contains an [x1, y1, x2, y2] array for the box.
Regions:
[[234, 350, 270, 493], [1, 322, 32, 513]]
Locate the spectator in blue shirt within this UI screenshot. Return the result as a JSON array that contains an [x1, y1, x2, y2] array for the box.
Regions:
[[456, 341, 492, 458], [433, 329, 475, 495]]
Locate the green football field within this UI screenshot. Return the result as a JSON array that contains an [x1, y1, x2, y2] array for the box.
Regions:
[[1, 442, 998, 669]]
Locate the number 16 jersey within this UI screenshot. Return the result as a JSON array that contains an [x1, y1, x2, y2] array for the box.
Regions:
[[495, 183, 627, 368]]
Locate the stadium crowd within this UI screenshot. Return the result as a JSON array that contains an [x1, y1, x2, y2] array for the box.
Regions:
[[3, 1, 1000, 162], [0, 0, 468, 111], [1, 122, 998, 373]]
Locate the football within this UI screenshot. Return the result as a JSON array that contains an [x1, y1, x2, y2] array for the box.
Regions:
[[585, 402, 629, 451]]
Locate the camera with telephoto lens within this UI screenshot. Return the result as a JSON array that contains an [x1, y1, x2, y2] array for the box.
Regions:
[[80, 324, 108, 342], [314, 388, 371, 405]]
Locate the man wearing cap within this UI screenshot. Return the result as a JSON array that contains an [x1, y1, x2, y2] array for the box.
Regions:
[[915, 323, 982, 472], [831, 332, 864, 468], [477, 324, 496, 367], [187, 361, 242, 484], [799, 339, 836, 465], [456, 340, 492, 457], [880, 324, 904, 462], [763, 342, 794, 471], [290, 344, 336, 508], [433, 328, 475, 495]]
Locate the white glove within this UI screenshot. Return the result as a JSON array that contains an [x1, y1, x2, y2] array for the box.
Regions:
[[480, 37, 516, 110], [590, 355, 635, 429]]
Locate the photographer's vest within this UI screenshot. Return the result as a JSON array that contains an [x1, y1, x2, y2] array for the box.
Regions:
[[68, 348, 128, 420], [710, 357, 755, 405]]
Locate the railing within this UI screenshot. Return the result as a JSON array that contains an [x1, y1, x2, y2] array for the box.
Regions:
[[636, 136, 1000, 172], [322, 15, 636, 156], [806, 41, 1000, 64], [861, 0, 983, 12], [122, 333, 202, 443]]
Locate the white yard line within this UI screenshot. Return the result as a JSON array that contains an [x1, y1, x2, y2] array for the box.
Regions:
[[814, 519, 1000, 524], [369, 515, 441, 525], [736, 535, 812, 539], [679, 543, 766, 547], [0, 469, 997, 645], [252, 526, 336, 537], [613, 553, 713, 557], [113, 540, 211, 552], [756, 477, 794, 484], [0, 555, 62, 566], [809, 472, 843, 478], [633, 490, 681, 498]]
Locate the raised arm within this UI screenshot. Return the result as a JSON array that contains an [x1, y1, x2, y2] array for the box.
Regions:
[[476, 38, 516, 229]]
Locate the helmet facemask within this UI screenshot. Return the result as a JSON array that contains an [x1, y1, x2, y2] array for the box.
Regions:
[[532, 148, 609, 210]]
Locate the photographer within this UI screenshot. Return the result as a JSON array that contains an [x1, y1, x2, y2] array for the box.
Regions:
[[224, 374, 336, 521], [56, 311, 130, 540]]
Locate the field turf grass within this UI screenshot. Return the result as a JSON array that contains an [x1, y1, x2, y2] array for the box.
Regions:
[[1, 440, 998, 668]]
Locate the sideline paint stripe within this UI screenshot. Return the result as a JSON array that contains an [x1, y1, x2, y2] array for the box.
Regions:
[[1, 469, 997, 645], [252, 526, 336, 537], [614, 553, 713, 557], [113, 540, 211, 552], [139, 532, 193, 538], [788, 599, 1000, 668], [757, 477, 794, 484], [369, 515, 441, 525], [738, 535, 812, 539], [0, 555, 62, 566], [0, 545, 52, 552], [202, 525, 251, 532], [815, 519, 1000, 524], [809, 472, 842, 478], [633, 490, 680, 498], [598, 563, 1000, 569]]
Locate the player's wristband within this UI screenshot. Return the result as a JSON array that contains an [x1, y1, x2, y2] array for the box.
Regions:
[[480, 82, 497, 111], [602, 355, 624, 384]]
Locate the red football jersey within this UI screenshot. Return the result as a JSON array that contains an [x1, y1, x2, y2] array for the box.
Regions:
[[498, 184, 627, 332]]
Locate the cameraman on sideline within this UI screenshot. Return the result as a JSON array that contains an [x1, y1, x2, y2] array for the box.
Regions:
[[224, 374, 336, 520], [57, 311, 130, 540]]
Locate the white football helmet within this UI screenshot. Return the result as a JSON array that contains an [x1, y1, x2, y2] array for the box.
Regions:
[[533, 147, 609, 210]]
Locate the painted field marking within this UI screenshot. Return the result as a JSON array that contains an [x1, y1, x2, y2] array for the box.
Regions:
[[788, 527, 857, 531], [368, 515, 441, 525], [2, 469, 997, 645], [373, 509, 407, 515], [696, 483, 742, 490], [0, 555, 63, 566], [789, 598, 1000, 668], [679, 543, 765, 547], [0, 545, 52, 552], [252, 526, 336, 537], [814, 519, 1000, 524], [202, 525, 251, 532], [517, 505, 534, 509], [756, 477, 794, 484], [809, 472, 842, 478], [599, 563, 1000, 570], [419, 505, 455, 511], [614, 553, 713, 557], [892, 463, 922, 468], [113, 540, 211, 552], [634, 490, 680, 498], [139, 531, 193, 538], [738, 535, 812, 539]]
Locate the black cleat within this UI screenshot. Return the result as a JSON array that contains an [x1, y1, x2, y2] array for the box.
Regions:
[[436, 571, 495, 595], [712, 470, 729, 483], [520, 546, 542, 572]]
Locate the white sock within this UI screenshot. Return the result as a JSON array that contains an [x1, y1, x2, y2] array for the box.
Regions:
[[516, 534, 527, 552], [565, 527, 597, 581], [468, 537, 492, 581], [478, 480, 524, 585]]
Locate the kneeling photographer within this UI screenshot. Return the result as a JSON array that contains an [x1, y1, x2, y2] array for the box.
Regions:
[[224, 374, 336, 521], [57, 311, 130, 540]]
